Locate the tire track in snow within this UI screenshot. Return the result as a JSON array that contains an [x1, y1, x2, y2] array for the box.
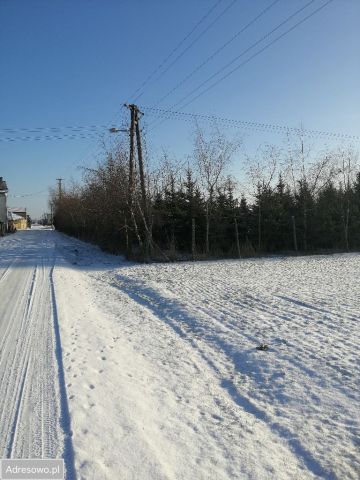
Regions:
[[0, 266, 38, 453], [6, 358, 30, 458], [0, 258, 15, 283], [0, 264, 34, 363], [0, 230, 75, 477], [0, 266, 40, 456]]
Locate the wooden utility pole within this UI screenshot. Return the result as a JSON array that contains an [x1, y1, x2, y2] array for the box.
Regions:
[[125, 104, 143, 255], [134, 108, 146, 210], [125, 103, 151, 258], [128, 106, 136, 206], [56, 178, 63, 200], [126, 104, 146, 203]]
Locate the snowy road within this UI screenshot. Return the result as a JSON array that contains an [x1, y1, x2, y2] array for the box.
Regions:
[[0, 230, 74, 476], [1, 229, 359, 479]]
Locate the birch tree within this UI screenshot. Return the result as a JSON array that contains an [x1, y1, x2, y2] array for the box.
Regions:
[[194, 126, 239, 255]]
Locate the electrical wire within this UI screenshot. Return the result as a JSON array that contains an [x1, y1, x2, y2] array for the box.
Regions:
[[153, 0, 281, 107], [129, 0, 225, 102], [0, 122, 129, 143], [134, 0, 238, 103], [72, 103, 129, 171], [142, 106, 360, 142], [153, 0, 318, 121], [179, 0, 335, 111], [9, 189, 48, 198], [124, 0, 236, 161], [0, 124, 108, 134], [149, 0, 334, 131], [0, 131, 103, 143]]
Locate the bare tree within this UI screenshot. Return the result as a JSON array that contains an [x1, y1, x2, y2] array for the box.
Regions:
[[334, 146, 359, 251], [246, 143, 281, 251], [194, 125, 239, 254], [283, 135, 337, 251]]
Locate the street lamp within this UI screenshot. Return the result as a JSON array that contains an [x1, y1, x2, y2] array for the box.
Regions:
[[109, 127, 128, 134]]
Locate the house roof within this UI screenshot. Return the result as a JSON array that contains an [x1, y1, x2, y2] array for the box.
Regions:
[[8, 207, 26, 214], [8, 212, 24, 221]]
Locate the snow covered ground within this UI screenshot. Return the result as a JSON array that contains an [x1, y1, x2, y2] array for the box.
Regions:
[[0, 229, 359, 479]]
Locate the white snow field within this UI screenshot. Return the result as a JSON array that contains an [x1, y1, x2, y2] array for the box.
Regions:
[[0, 229, 359, 479]]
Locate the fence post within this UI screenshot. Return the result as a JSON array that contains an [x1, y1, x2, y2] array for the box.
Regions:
[[234, 217, 241, 258], [292, 215, 298, 252], [192, 218, 196, 261]]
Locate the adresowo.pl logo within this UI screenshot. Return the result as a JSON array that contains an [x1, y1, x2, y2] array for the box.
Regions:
[[1, 459, 64, 480]]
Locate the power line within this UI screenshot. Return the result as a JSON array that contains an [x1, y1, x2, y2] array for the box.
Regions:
[[134, 0, 238, 103], [179, 0, 335, 111], [129, 0, 225, 102], [9, 189, 48, 198], [152, 0, 281, 107], [0, 131, 103, 143], [95, 1, 233, 162], [142, 106, 360, 142], [148, 0, 319, 130], [149, 0, 334, 131], [72, 103, 129, 171], [0, 124, 108, 135], [0, 122, 129, 143], [163, 0, 318, 111]]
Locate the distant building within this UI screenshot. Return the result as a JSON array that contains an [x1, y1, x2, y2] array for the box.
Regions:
[[0, 177, 8, 236], [8, 207, 28, 230]]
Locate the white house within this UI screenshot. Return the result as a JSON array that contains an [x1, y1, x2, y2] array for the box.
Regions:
[[8, 207, 28, 230], [0, 177, 8, 236]]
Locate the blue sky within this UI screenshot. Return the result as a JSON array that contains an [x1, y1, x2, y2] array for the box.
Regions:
[[0, 0, 359, 217]]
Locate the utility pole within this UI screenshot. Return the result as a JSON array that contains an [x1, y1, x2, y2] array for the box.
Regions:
[[125, 104, 146, 206], [56, 178, 63, 200], [128, 107, 136, 207], [135, 108, 147, 210], [124, 103, 152, 259]]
